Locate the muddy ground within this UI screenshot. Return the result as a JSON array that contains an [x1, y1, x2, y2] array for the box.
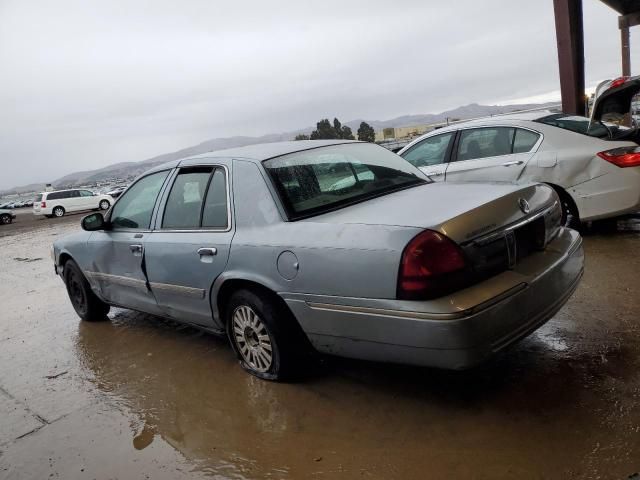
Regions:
[[0, 213, 639, 479]]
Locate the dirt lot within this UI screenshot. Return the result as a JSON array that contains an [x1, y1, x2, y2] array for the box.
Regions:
[[1, 213, 639, 479]]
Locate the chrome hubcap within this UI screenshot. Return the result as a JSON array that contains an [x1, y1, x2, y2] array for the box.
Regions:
[[100, 201, 109, 210], [232, 305, 273, 372]]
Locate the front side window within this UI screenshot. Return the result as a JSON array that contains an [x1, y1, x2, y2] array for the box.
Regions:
[[263, 143, 426, 220], [457, 127, 515, 162], [162, 167, 229, 229], [401, 133, 454, 167], [111, 170, 169, 229]]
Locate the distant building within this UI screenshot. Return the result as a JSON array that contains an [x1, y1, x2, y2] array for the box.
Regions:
[[45, 183, 54, 192], [375, 124, 436, 142]]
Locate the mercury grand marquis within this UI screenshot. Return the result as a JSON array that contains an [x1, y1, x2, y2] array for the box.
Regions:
[[52, 140, 584, 380]]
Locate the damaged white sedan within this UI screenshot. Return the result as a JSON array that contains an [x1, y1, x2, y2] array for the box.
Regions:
[[399, 76, 640, 227]]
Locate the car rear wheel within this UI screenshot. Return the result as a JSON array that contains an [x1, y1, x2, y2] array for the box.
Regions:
[[226, 288, 310, 381], [0, 214, 11, 225], [53, 206, 65, 218], [63, 259, 110, 321], [99, 200, 110, 210]]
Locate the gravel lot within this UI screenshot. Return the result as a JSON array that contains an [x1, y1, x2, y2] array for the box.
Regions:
[[1, 212, 639, 479]]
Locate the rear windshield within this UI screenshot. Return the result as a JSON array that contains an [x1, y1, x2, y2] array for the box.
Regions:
[[34, 194, 42, 202], [263, 143, 427, 220], [535, 114, 610, 138]]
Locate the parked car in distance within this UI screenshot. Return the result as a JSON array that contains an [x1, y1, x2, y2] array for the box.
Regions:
[[398, 76, 640, 228], [0, 208, 16, 225], [105, 186, 126, 198], [34, 189, 114, 218], [52, 140, 584, 380]]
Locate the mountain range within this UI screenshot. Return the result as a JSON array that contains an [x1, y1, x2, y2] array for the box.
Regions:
[[2, 102, 557, 195]]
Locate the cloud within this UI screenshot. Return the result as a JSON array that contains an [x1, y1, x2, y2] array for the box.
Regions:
[[0, 0, 624, 188]]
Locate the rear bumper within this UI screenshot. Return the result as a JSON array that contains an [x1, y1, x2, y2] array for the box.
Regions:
[[283, 228, 584, 369]]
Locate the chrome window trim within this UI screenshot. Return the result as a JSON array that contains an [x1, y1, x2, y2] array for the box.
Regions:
[[154, 164, 233, 234]]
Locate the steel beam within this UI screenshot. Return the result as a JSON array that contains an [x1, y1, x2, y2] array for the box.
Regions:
[[553, 0, 586, 115]]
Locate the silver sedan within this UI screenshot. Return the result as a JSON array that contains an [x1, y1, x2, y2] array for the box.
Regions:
[[52, 140, 584, 380]]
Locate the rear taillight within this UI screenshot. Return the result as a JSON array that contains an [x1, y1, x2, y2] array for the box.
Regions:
[[597, 147, 640, 168], [41, 201, 46, 208], [610, 76, 628, 89], [398, 230, 468, 300]]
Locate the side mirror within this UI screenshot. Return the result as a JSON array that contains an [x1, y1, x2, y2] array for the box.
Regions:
[[82, 212, 107, 231]]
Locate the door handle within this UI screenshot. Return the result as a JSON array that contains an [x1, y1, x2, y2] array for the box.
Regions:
[[424, 171, 443, 177], [197, 247, 217, 257], [502, 160, 524, 166], [129, 244, 143, 255]]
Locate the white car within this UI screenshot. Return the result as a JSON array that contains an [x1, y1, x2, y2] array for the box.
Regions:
[[33, 189, 114, 218], [398, 76, 640, 227]]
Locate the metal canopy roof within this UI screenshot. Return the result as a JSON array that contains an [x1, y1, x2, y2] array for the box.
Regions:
[[600, 0, 640, 15]]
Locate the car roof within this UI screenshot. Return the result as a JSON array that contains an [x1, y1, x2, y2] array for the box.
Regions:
[[188, 140, 362, 162], [144, 140, 364, 174]]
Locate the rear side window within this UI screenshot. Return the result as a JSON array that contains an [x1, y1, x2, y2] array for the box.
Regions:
[[48, 191, 66, 200], [201, 169, 228, 228], [513, 129, 540, 153], [34, 194, 43, 202], [111, 171, 169, 229], [162, 167, 229, 229], [401, 133, 454, 167], [162, 167, 212, 229], [457, 127, 514, 161]]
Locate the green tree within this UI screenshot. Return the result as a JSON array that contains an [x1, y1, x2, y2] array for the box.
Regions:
[[294, 133, 310, 140], [357, 121, 376, 142], [340, 125, 355, 140], [310, 119, 339, 139]]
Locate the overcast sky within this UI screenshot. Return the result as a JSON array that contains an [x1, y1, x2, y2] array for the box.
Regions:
[[0, 0, 632, 189]]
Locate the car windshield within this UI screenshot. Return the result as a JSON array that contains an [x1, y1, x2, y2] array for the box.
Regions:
[[262, 143, 427, 220], [535, 113, 611, 138]]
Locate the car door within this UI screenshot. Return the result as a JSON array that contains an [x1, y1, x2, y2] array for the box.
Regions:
[[86, 170, 171, 315], [143, 164, 233, 327], [78, 190, 97, 210], [399, 132, 455, 181], [444, 126, 540, 183]]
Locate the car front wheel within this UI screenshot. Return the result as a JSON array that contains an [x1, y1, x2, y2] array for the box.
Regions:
[[63, 259, 110, 321], [0, 214, 11, 225], [226, 288, 310, 381]]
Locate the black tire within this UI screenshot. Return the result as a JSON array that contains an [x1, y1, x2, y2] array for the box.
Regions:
[[0, 214, 11, 225], [225, 288, 310, 381], [52, 206, 65, 218], [554, 189, 580, 230], [63, 259, 110, 321], [99, 200, 110, 211]]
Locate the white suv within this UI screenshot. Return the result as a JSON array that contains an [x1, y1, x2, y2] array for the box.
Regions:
[[33, 189, 114, 218]]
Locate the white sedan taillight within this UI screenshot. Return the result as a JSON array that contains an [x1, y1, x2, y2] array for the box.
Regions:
[[597, 147, 640, 168]]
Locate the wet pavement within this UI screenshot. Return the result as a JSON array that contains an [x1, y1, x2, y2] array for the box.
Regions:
[[1, 218, 639, 479]]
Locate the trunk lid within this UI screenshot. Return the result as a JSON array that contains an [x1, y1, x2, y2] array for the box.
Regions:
[[591, 75, 640, 123], [304, 181, 558, 244]]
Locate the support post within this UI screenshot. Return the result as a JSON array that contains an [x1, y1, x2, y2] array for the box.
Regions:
[[553, 0, 586, 115]]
